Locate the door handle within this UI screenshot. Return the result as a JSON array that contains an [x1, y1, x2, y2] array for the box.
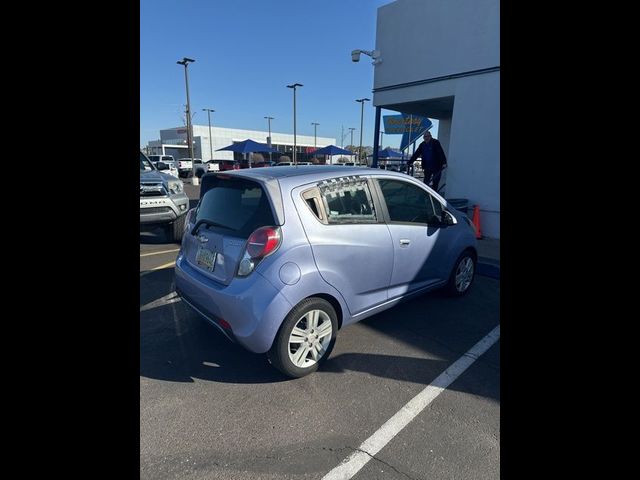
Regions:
[[399, 239, 411, 246]]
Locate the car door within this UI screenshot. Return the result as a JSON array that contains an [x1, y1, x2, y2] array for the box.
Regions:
[[373, 177, 452, 299], [292, 176, 393, 316]]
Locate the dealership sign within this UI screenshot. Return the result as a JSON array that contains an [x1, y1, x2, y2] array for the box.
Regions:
[[383, 115, 431, 135]]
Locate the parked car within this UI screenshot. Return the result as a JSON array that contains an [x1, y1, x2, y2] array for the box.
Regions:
[[206, 159, 240, 172], [175, 166, 477, 377], [177, 158, 203, 178], [148, 154, 175, 166], [140, 151, 189, 243], [155, 161, 179, 178]]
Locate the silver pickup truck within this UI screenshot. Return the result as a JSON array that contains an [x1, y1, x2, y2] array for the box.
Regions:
[[140, 151, 189, 243]]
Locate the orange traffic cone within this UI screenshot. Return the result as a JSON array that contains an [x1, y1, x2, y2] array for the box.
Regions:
[[471, 205, 482, 239]]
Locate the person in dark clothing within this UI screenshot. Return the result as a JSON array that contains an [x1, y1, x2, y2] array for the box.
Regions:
[[409, 130, 447, 191]]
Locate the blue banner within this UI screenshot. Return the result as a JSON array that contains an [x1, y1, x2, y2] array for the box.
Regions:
[[399, 116, 432, 151]]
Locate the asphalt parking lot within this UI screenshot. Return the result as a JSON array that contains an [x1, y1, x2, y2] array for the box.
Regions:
[[140, 182, 500, 480]]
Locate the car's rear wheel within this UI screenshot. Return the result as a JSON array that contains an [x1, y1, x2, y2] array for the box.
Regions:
[[168, 214, 186, 244], [268, 298, 338, 378], [445, 250, 476, 296]]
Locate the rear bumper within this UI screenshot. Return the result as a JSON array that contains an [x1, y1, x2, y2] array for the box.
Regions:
[[174, 253, 293, 353]]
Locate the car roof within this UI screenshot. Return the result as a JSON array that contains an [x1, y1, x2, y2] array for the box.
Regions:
[[202, 166, 447, 225], [210, 165, 415, 184]]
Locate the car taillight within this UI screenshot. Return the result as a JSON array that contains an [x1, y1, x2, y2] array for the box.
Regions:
[[247, 227, 281, 258], [237, 226, 281, 277]]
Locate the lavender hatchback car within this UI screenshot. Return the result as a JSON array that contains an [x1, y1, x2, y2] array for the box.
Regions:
[[175, 166, 477, 377]]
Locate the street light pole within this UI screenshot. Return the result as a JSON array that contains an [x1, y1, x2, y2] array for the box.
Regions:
[[356, 98, 370, 164], [348, 127, 355, 163], [177, 57, 196, 165], [311, 122, 319, 163], [202, 108, 215, 161], [264, 116, 274, 163], [286, 83, 303, 165]]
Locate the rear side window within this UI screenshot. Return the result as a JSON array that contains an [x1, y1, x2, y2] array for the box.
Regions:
[[317, 176, 377, 224], [196, 177, 276, 238]]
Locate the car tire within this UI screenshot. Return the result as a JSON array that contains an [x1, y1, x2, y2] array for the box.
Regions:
[[444, 249, 476, 296], [168, 214, 186, 244], [267, 298, 338, 378]]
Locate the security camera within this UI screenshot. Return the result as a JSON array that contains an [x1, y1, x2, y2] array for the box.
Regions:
[[351, 50, 361, 62]]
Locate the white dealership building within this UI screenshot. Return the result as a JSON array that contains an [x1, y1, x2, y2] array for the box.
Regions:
[[147, 125, 337, 164], [373, 0, 500, 237]]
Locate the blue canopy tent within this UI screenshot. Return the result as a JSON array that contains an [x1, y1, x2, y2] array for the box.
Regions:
[[378, 147, 404, 159], [311, 144, 354, 164], [217, 139, 277, 168]]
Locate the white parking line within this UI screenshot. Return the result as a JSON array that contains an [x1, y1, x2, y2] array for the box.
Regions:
[[140, 248, 180, 258], [140, 260, 176, 277], [140, 291, 182, 312], [322, 325, 500, 480]]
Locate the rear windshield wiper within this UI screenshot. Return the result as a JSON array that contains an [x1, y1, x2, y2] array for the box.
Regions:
[[191, 218, 236, 236]]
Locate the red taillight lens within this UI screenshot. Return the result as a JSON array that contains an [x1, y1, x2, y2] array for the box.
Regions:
[[246, 227, 281, 258]]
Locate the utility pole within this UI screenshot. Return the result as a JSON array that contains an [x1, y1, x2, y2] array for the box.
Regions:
[[202, 108, 215, 161]]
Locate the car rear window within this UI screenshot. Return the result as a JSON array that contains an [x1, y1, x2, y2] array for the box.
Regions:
[[196, 176, 276, 238]]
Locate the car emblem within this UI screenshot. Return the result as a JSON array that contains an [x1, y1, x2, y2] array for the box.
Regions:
[[196, 235, 209, 243]]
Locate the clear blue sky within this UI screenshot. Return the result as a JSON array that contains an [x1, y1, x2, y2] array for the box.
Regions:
[[140, 0, 435, 150]]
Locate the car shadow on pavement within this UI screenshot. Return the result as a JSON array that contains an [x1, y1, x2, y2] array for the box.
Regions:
[[140, 226, 171, 245], [140, 269, 499, 396]]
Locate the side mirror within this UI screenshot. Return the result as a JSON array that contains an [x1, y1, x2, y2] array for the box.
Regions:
[[442, 210, 457, 226], [157, 162, 168, 170]]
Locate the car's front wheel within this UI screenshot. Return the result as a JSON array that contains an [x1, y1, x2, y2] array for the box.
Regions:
[[268, 298, 338, 378], [168, 214, 186, 244], [445, 250, 476, 296]]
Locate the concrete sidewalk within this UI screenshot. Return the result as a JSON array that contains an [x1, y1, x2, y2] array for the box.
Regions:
[[477, 237, 500, 279]]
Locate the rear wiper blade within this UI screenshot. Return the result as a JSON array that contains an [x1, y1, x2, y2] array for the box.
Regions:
[[190, 219, 235, 236]]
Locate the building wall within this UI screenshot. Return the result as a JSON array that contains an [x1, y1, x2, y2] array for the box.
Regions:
[[374, 0, 499, 89], [373, 0, 500, 238], [445, 73, 500, 237], [159, 126, 335, 162]]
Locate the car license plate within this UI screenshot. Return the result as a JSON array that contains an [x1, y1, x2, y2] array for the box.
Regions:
[[196, 247, 217, 271]]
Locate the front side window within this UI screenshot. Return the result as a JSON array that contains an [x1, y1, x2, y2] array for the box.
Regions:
[[140, 152, 154, 171], [377, 179, 442, 225], [318, 176, 377, 224]]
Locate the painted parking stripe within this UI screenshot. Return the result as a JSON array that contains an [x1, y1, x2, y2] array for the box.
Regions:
[[140, 248, 180, 258], [140, 260, 176, 277], [322, 325, 500, 480], [140, 291, 181, 312]]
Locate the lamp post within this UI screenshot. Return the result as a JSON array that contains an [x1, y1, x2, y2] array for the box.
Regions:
[[348, 127, 356, 163], [177, 57, 196, 164], [264, 116, 274, 163], [356, 98, 370, 164], [311, 122, 319, 163], [286, 83, 303, 165], [202, 108, 215, 161]]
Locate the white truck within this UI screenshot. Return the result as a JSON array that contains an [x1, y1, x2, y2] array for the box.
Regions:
[[176, 158, 203, 178]]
